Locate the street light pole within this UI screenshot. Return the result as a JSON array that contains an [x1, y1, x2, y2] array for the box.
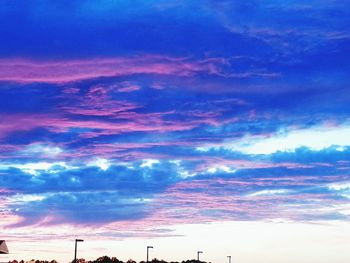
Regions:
[[147, 246, 153, 262], [227, 256, 231, 263], [74, 239, 84, 263], [197, 251, 203, 261]]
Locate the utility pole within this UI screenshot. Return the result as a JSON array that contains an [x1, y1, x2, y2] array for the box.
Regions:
[[147, 246, 153, 262], [197, 251, 203, 261], [74, 239, 84, 263]]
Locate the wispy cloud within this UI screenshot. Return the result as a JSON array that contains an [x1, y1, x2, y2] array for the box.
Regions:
[[0, 56, 228, 83]]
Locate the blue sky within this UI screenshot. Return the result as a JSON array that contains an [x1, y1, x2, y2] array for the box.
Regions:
[[0, 1, 350, 262]]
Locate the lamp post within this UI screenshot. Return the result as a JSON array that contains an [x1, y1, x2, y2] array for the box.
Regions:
[[227, 256, 231, 263], [74, 239, 84, 263], [147, 246, 153, 262], [197, 251, 203, 261]]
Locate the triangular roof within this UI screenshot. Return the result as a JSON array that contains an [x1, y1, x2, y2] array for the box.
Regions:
[[0, 240, 9, 254]]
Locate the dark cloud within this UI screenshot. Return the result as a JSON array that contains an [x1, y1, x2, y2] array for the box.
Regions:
[[10, 191, 151, 226]]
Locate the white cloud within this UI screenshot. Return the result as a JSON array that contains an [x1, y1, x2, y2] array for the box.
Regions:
[[22, 144, 63, 157], [140, 159, 160, 168], [328, 182, 350, 191], [88, 158, 110, 171], [198, 125, 350, 155], [9, 193, 47, 203], [179, 170, 197, 178], [249, 189, 289, 196], [328, 182, 350, 199], [0, 162, 69, 175], [207, 165, 236, 174]]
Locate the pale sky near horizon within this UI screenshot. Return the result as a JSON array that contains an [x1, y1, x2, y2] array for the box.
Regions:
[[3, 221, 350, 263]]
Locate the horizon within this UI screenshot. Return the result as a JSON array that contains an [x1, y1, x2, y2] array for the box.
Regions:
[[1, 1, 350, 263], [3, 220, 350, 262]]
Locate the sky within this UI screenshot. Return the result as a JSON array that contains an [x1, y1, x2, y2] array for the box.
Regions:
[[1, 0, 350, 262]]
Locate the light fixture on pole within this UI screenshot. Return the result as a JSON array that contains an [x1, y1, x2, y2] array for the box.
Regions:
[[147, 246, 153, 262], [74, 239, 84, 263], [197, 251, 203, 261]]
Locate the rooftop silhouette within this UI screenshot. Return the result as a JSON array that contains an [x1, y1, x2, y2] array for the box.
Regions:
[[0, 241, 9, 254]]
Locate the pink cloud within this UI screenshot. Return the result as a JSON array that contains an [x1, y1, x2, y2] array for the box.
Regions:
[[0, 111, 197, 139], [0, 55, 227, 83], [115, 82, 141, 92], [0, 144, 22, 156], [0, 114, 48, 138], [0, 78, 239, 141], [144, 177, 347, 225], [0, 188, 14, 194], [58, 84, 142, 117], [150, 82, 165, 90]]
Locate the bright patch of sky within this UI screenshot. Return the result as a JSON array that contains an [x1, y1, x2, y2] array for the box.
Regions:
[[88, 158, 111, 170], [328, 182, 350, 199], [207, 165, 236, 174], [9, 193, 48, 203], [0, 162, 70, 175], [140, 159, 160, 168], [198, 125, 350, 155], [328, 182, 350, 191], [249, 189, 290, 197], [21, 144, 63, 157]]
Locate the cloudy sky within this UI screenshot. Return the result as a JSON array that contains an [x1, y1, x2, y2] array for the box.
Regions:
[[1, 1, 350, 262]]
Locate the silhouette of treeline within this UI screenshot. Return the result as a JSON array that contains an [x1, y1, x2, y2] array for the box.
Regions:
[[7, 256, 209, 263], [7, 260, 57, 263]]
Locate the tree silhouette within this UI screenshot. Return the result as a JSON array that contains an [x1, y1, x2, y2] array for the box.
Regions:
[[9, 256, 210, 263]]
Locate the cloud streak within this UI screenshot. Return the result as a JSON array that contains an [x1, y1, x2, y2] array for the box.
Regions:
[[0, 56, 227, 83]]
